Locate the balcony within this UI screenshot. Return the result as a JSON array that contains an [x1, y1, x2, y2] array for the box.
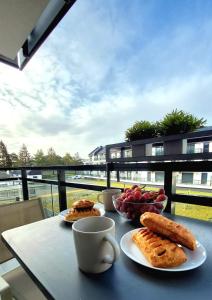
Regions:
[[0, 158, 212, 221], [1, 152, 212, 299]]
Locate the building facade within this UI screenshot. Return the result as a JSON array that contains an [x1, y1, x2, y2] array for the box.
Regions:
[[88, 127, 212, 186]]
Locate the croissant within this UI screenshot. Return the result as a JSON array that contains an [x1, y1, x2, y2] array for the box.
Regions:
[[132, 228, 187, 268], [64, 208, 100, 221], [140, 212, 196, 250]]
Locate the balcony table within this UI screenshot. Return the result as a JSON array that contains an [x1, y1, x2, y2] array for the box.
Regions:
[[1, 212, 212, 300]]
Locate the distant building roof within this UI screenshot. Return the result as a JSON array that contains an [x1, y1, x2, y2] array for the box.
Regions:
[[195, 126, 212, 132], [88, 146, 103, 157], [97, 146, 106, 154]]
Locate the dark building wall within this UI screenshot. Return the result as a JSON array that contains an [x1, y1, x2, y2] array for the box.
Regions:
[[164, 140, 183, 155], [132, 145, 145, 157]]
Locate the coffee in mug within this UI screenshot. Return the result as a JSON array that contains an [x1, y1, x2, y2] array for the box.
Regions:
[[97, 189, 121, 211], [72, 216, 120, 273]]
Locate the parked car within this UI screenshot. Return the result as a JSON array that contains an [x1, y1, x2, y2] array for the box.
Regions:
[[72, 175, 83, 179]]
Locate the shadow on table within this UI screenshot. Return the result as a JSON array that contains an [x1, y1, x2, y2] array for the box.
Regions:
[[122, 253, 205, 283]]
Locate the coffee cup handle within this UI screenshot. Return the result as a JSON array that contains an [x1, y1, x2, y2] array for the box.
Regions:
[[97, 194, 103, 204], [102, 233, 120, 264]]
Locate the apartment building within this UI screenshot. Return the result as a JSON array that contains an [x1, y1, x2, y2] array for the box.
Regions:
[[88, 127, 212, 186]]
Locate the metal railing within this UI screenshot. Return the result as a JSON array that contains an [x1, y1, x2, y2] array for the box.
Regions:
[[0, 160, 212, 214]]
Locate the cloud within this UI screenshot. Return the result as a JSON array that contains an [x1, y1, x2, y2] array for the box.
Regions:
[[0, 0, 212, 158]]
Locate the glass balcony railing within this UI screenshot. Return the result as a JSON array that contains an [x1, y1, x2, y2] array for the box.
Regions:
[[0, 161, 212, 222], [187, 147, 203, 154]]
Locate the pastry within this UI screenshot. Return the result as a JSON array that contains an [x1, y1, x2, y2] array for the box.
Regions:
[[132, 228, 187, 268], [140, 212, 196, 250], [72, 199, 94, 210], [64, 199, 100, 221], [64, 207, 100, 221]]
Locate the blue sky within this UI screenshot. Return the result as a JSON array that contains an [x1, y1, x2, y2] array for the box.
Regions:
[[0, 0, 212, 158]]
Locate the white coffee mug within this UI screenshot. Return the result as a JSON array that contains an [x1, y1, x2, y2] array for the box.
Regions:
[[97, 189, 121, 211], [72, 216, 120, 273]]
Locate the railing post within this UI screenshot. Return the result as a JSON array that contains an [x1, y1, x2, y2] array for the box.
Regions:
[[57, 170, 67, 211], [21, 169, 29, 201], [164, 169, 176, 213], [106, 163, 113, 188], [116, 170, 120, 182]]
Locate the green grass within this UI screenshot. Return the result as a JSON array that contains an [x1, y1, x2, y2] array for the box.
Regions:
[[174, 203, 212, 222], [65, 179, 212, 222], [1, 177, 211, 222]]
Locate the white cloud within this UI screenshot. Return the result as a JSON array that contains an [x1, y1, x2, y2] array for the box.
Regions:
[[0, 0, 212, 158]]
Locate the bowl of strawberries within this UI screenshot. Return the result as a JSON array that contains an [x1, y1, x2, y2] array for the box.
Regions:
[[112, 185, 167, 223]]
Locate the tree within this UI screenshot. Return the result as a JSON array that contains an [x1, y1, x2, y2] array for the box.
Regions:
[[73, 152, 83, 165], [10, 152, 19, 167], [46, 147, 62, 165], [0, 141, 12, 167], [63, 153, 74, 165], [33, 149, 46, 166], [18, 144, 31, 166]]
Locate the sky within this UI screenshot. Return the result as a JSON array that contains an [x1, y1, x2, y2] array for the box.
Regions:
[[0, 0, 212, 159]]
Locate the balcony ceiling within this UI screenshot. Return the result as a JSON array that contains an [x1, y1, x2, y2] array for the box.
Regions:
[[0, 0, 76, 70]]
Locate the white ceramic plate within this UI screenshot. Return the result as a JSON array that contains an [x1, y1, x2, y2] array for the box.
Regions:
[[59, 203, 105, 223], [120, 228, 207, 272]]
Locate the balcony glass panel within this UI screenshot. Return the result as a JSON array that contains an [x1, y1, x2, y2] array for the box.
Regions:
[[66, 188, 100, 207], [174, 202, 212, 222], [0, 180, 23, 204], [41, 170, 57, 181], [28, 182, 59, 217], [66, 171, 107, 185], [175, 172, 212, 189], [187, 143, 203, 154]]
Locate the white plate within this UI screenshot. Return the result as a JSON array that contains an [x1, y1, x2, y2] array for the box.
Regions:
[[120, 228, 207, 272], [59, 203, 105, 223]]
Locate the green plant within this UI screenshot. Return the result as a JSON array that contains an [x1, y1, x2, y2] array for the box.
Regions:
[[158, 109, 206, 136], [125, 121, 157, 141]]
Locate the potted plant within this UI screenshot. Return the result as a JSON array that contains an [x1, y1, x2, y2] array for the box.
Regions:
[[125, 121, 158, 142], [158, 109, 206, 136]]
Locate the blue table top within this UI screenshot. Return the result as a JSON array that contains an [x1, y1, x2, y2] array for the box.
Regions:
[[2, 212, 212, 300]]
